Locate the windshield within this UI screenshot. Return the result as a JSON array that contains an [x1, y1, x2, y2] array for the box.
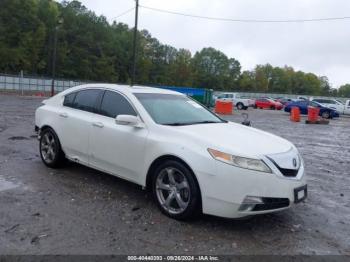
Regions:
[[135, 93, 225, 125], [336, 100, 344, 105]]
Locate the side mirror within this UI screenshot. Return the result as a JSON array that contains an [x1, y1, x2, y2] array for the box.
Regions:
[[115, 115, 144, 128]]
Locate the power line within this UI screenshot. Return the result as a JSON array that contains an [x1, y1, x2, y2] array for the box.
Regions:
[[140, 5, 350, 23], [111, 7, 135, 20]]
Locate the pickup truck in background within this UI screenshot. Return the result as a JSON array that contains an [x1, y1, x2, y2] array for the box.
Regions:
[[215, 93, 254, 110], [311, 98, 350, 115]]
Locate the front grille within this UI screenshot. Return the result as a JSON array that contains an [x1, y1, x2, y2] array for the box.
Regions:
[[267, 156, 299, 177], [252, 197, 290, 211]]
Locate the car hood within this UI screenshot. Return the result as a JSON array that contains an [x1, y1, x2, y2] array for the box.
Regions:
[[175, 122, 293, 158]]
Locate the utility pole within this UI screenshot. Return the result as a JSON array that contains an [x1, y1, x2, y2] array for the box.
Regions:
[[131, 0, 139, 86], [51, 26, 58, 97], [51, 18, 63, 97]]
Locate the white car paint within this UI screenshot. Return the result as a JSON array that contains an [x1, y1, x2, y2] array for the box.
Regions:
[[216, 93, 254, 109], [346, 100, 350, 115], [35, 84, 307, 218]]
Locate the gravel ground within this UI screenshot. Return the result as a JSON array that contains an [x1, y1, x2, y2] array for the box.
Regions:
[[0, 94, 349, 255]]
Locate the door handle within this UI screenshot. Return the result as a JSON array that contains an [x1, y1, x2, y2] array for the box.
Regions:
[[59, 112, 68, 118], [92, 122, 104, 128]]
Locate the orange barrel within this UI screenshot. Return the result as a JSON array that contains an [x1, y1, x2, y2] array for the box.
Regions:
[[307, 106, 320, 122], [215, 101, 233, 115], [290, 106, 301, 122]]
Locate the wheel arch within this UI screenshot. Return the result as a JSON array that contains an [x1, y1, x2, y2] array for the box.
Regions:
[[145, 155, 202, 206], [39, 125, 66, 155], [40, 124, 53, 132]]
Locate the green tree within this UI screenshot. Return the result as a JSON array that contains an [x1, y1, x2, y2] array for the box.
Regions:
[[0, 0, 46, 73], [192, 47, 240, 90], [338, 84, 350, 97]]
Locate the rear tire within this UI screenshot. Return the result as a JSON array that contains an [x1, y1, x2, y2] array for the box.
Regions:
[[236, 103, 244, 110], [152, 160, 201, 220], [39, 128, 66, 168]]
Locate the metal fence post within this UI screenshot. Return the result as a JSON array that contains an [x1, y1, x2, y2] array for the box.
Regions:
[[19, 71, 24, 95]]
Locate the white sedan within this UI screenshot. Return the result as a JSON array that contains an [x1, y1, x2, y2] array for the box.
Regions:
[[35, 84, 307, 220]]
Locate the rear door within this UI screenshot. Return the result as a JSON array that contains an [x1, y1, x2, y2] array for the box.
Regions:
[[57, 89, 102, 164], [89, 90, 149, 182]]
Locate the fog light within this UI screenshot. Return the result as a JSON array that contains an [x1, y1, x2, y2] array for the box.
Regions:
[[238, 196, 264, 211]]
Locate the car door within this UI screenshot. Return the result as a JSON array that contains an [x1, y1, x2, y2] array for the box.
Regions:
[[57, 89, 102, 164], [260, 99, 269, 108], [89, 90, 149, 182], [345, 100, 350, 115], [299, 101, 309, 114]]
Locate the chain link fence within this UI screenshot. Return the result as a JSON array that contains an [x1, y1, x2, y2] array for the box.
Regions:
[[0, 73, 88, 94]]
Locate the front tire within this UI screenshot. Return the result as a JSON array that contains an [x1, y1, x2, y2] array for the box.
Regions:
[[152, 160, 201, 220], [321, 111, 330, 119], [39, 128, 66, 168]]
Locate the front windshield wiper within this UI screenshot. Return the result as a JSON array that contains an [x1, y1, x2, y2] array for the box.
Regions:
[[162, 122, 193, 126], [163, 120, 224, 126], [194, 120, 225, 124]]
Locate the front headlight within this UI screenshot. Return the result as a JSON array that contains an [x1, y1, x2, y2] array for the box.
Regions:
[[208, 148, 272, 173]]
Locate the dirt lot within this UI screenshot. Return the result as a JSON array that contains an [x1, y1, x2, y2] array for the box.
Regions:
[[0, 94, 349, 255]]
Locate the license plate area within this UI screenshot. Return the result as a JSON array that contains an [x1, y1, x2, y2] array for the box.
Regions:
[[294, 185, 307, 203]]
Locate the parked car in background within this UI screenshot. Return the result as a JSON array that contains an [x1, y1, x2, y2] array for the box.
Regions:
[[215, 93, 253, 110], [297, 96, 309, 101], [284, 100, 339, 119], [275, 97, 293, 106], [35, 84, 307, 220], [240, 96, 256, 107], [255, 98, 283, 110], [311, 98, 350, 115]]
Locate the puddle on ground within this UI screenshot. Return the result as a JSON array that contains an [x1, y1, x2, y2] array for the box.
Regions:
[[8, 136, 29, 141], [0, 177, 19, 192]]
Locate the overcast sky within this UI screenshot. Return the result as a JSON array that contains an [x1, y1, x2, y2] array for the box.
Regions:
[[79, 0, 350, 88]]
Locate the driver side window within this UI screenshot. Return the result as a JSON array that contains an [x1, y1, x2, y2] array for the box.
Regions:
[[99, 90, 137, 118]]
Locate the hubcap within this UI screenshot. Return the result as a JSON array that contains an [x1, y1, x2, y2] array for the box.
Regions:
[[155, 167, 190, 214], [41, 132, 56, 163]]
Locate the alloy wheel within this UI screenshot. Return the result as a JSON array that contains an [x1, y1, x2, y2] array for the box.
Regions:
[[40, 132, 56, 164], [155, 167, 191, 215]]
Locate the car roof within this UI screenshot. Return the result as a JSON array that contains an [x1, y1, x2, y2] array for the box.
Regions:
[[61, 84, 184, 96]]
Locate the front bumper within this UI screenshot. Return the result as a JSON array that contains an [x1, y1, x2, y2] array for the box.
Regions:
[[197, 160, 307, 218]]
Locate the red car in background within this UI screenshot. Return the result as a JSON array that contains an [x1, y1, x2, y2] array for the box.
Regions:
[[254, 98, 283, 110]]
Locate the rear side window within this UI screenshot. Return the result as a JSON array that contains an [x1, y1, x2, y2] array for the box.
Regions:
[[73, 89, 101, 113], [63, 92, 76, 107], [99, 91, 136, 118]]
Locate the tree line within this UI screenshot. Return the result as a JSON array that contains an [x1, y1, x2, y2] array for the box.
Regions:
[[0, 0, 349, 97]]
